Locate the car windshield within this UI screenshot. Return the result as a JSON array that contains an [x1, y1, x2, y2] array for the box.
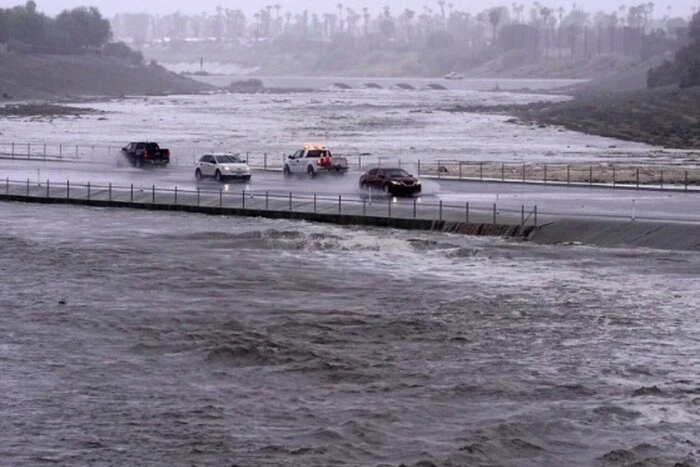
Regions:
[[384, 169, 411, 177], [215, 155, 244, 164]]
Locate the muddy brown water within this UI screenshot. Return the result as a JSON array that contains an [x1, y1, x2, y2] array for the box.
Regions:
[[1, 203, 699, 466]]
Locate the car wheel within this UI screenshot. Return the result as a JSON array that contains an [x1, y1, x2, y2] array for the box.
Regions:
[[307, 165, 316, 178], [359, 180, 367, 189], [195, 169, 203, 181], [283, 165, 291, 177], [215, 170, 222, 182]]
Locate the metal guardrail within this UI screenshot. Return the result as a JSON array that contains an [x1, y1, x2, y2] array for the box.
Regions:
[[2, 141, 699, 191], [1, 177, 539, 228]]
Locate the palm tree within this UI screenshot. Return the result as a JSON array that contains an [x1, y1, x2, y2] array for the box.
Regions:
[[541, 7, 551, 57], [488, 8, 501, 42], [438, 0, 446, 27], [337, 3, 344, 32]]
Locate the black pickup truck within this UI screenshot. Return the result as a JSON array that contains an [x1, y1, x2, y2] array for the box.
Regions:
[[120, 142, 170, 168]]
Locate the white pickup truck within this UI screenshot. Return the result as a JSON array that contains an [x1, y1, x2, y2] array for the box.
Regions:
[[283, 145, 349, 177]]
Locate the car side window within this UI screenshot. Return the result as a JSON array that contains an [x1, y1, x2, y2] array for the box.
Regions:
[[292, 150, 302, 159], [205, 155, 214, 163], [368, 168, 378, 176]]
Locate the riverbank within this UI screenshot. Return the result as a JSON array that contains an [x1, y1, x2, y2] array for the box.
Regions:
[[0, 53, 212, 100], [442, 85, 700, 150]]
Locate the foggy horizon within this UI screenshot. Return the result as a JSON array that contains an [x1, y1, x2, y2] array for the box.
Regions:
[[3, 0, 698, 19]]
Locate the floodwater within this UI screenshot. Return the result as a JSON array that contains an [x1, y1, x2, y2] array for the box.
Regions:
[[1, 203, 699, 466], [2, 84, 700, 466], [1, 84, 694, 167]]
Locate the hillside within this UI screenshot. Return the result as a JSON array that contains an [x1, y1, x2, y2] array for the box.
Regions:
[[0, 53, 213, 100], [444, 85, 700, 150]]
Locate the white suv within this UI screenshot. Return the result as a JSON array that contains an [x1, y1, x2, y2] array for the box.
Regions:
[[195, 153, 251, 182]]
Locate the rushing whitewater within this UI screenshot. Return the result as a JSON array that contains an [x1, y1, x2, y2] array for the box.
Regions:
[[1, 203, 698, 466]]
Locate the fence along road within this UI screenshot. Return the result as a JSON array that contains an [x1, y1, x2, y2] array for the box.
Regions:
[[1, 178, 539, 237], [2, 141, 700, 192]]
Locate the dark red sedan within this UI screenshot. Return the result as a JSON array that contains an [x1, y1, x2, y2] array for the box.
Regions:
[[359, 167, 422, 196]]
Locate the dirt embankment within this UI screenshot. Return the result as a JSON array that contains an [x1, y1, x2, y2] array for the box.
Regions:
[[442, 85, 700, 150], [0, 53, 213, 100]]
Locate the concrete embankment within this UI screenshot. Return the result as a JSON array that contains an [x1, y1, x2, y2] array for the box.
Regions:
[[0, 194, 535, 240], [3, 193, 699, 251], [529, 219, 700, 251]]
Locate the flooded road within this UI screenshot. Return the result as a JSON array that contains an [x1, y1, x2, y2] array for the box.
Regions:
[[1, 203, 699, 466]]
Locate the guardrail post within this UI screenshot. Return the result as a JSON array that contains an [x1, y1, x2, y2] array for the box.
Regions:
[[59, 144, 63, 159], [87, 182, 91, 200], [439, 200, 443, 221], [413, 198, 417, 218], [43, 143, 46, 160], [5, 177, 8, 195], [589, 166, 592, 186], [636, 168, 640, 189], [263, 153, 267, 170], [613, 166, 616, 186], [479, 162, 483, 181], [152, 185, 155, 203], [465, 202, 469, 223], [501, 163, 505, 182], [26, 178, 29, 196], [241, 190, 245, 208], [534, 206, 538, 227], [437, 160, 442, 179], [492, 203, 497, 224], [197, 188, 200, 206], [567, 165, 570, 185], [362, 197, 366, 216], [521, 205, 525, 225], [130, 184, 133, 202], [417, 159, 421, 175], [219, 189, 222, 207], [387, 197, 391, 218], [246, 152, 249, 164], [544, 164, 547, 184], [522, 163, 525, 183], [109, 183, 112, 201], [288, 192, 292, 211], [174, 186, 178, 205], [685, 171, 688, 192], [11, 142, 14, 159], [265, 191, 269, 209], [27, 143, 30, 158], [459, 162, 463, 180], [46, 179, 49, 197], [338, 195, 342, 214], [660, 170, 664, 190], [359, 156, 362, 172], [67, 180, 70, 198]]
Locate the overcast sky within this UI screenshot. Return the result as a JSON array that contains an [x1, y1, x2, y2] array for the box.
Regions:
[[3, 0, 698, 18]]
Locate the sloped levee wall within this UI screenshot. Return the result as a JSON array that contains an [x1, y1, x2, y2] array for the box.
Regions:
[[528, 219, 700, 251], [0, 193, 535, 241], [3, 193, 699, 251]]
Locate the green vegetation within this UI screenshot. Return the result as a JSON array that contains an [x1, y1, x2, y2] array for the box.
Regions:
[[648, 12, 700, 88], [0, 1, 111, 53]]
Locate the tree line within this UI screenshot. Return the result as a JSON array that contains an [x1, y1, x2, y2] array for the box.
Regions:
[[112, 2, 695, 76], [648, 12, 700, 88], [0, 1, 111, 53]]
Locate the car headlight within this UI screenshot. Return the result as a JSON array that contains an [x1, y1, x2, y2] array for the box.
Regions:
[[390, 180, 400, 185], [223, 166, 230, 171]]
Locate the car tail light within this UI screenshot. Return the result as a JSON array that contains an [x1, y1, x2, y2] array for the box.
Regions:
[[143, 150, 148, 158], [165, 149, 170, 158]]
